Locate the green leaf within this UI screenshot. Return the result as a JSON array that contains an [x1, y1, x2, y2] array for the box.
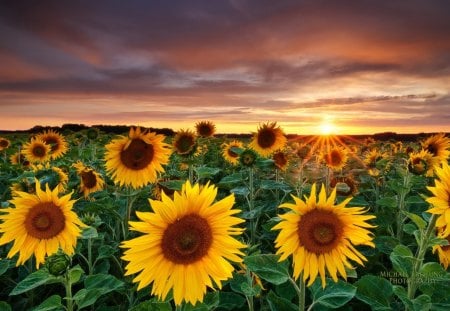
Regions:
[[266, 291, 298, 311], [375, 236, 399, 255], [0, 302, 11, 311], [10, 269, 60, 296], [96, 245, 116, 261], [0, 259, 11, 276], [405, 212, 426, 230], [217, 292, 246, 310], [309, 279, 356, 309], [31, 295, 63, 311], [376, 197, 398, 209], [194, 166, 221, 179], [68, 265, 84, 284], [244, 254, 290, 285], [412, 294, 431, 311], [393, 286, 413, 311], [355, 275, 393, 310], [230, 186, 249, 196], [158, 180, 184, 191], [229, 272, 248, 295], [389, 245, 414, 277], [218, 173, 244, 188], [81, 226, 98, 239], [419, 262, 450, 282], [260, 180, 291, 192], [129, 300, 171, 311], [74, 274, 124, 309]]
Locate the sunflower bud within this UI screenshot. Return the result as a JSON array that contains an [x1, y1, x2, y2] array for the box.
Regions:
[[46, 251, 71, 276]]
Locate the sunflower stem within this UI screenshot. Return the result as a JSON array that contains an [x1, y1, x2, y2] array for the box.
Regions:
[[289, 276, 306, 311], [406, 213, 438, 303], [248, 167, 256, 245], [87, 237, 93, 275], [396, 172, 411, 242], [64, 271, 74, 311]]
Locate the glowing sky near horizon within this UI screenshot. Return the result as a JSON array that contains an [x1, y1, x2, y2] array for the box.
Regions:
[[0, 0, 449, 134]]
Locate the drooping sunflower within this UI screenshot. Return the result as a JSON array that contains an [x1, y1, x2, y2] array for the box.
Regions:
[[121, 181, 246, 306], [10, 151, 31, 168], [273, 184, 375, 288], [32, 163, 68, 193], [321, 147, 348, 171], [35, 129, 68, 159], [22, 138, 51, 163], [195, 121, 216, 138], [73, 161, 105, 198], [273, 150, 289, 171], [330, 175, 358, 196], [239, 148, 258, 167], [433, 228, 450, 269], [408, 149, 435, 177], [249, 122, 287, 157], [0, 181, 85, 268], [222, 140, 243, 165], [104, 127, 171, 189], [421, 133, 450, 164], [426, 162, 450, 235], [172, 129, 197, 156], [0, 137, 11, 151]]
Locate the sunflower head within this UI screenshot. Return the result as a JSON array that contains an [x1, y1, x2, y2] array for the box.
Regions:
[[249, 122, 287, 157], [121, 180, 246, 306], [239, 148, 258, 167], [0, 137, 11, 150], [105, 127, 171, 189], [222, 140, 243, 165], [421, 133, 450, 163], [408, 149, 435, 176], [73, 161, 105, 198], [0, 181, 85, 268], [273, 150, 289, 171], [426, 162, 450, 236], [195, 121, 216, 138], [330, 175, 358, 196], [173, 129, 197, 156], [32, 163, 68, 193], [10, 151, 31, 168], [22, 138, 51, 163], [273, 184, 375, 288], [321, 147, 348, 170], [433, 228, 450, 269], [35, 130, 68, 159]]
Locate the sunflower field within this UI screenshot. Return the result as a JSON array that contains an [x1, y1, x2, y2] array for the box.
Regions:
[[0, 123, 449, 311]]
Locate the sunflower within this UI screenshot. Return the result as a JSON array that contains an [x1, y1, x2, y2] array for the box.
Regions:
[[104, 127, 171, 189], [239, 148, 258, 167], [32, 163, 68, 193], [195, 121, 216, 138], [0, 137, 11, 151], [273, 184, 375, 288], [10, 151, 31, 168], [35, 129, 68, 159], [363, 149, 389, 177], [330, 175, 358, 196], [408, 149, 435, 177], [121, 181, 246, 306], [249, 122, 287, 157], [222, 140, 243, 165], [22, 138, 51, 163], [73, 161, 105, 198], [433, 228, 450, 269], [172, 129, 197, 156], [321, 147, 348, 171], [0, 181, 85, 268], [273, 150, 289, 171], [426, 162, 450, 235], [421, 133, 450, 164]]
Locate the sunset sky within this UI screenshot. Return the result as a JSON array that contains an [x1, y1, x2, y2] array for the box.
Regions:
[[1, 0, 449, 135]]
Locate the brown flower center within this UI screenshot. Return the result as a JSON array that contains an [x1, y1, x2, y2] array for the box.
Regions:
[[25, 202, 66, 239], [81, 170, 97, 188], [425, 143, 438, 157], [44, 137, 59, 152], [227, 147, 238, 158], [273, 152, 288, 169], [32, 145, 47, 158], [0, 139, 9, 148], [329, 150, 343, 166], [298, 209, 344, 254], [257, 128, 276, 149], [174, 134, 195, 154], [161, 214, 212, 264], [197, 125, 213, 137], [120, 139, 154, 170]]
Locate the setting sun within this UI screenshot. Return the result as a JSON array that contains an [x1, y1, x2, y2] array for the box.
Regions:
[[319, 119, 338, 135]]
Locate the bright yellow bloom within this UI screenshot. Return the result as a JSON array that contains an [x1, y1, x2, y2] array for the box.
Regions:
[[32, 163, 68, 193], [0, 182, 85, 268], [421, 133, 450, 164], [222, 140, 243, 165], [408, 149, 435, 177], [172, 129, 197, 155], [35, 130, 69, 159], [433, 228, 450, 269], [22, 138, 51, 163], [0, 137, 11, 151], [273, 184, 375, 288], [321, 146, 348, 170], [105, 127, 171, 189], [73, 161, 105, 198], [249, 122, 287, 157], [426, 162, 450, 236], [121, 181, 246, 306]]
